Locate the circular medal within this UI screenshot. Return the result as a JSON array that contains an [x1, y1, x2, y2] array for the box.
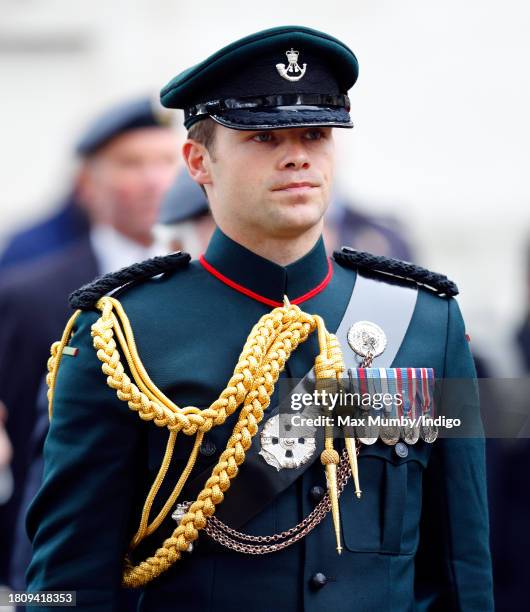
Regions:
[[347, 321, 387, 359], [420, 422, 439, 444], [401, 424, 420, 445], [355, 422, 379, 445], [259, 414, 316, 470], [380, 424, 400, 445]]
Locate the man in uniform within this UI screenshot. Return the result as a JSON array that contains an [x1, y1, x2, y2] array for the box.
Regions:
[[26, 26, 493, 611]]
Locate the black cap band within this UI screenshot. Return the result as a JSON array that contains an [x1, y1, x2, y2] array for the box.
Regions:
[[184, 93, 350, 124]]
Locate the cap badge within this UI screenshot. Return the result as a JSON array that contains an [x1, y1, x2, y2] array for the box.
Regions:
[[276, 48, 307, 82]]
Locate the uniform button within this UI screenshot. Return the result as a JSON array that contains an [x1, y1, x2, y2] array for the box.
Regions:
[[395, 441, 409, 458], [310, 572, 328, 589], [200, 439, 217, 457], [309, 485, 326, 503]]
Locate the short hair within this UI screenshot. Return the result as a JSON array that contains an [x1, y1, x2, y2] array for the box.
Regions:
[[186, 118, 217, 197], [187, 117, 217, 154]]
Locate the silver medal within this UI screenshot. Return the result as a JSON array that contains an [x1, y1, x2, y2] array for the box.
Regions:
[[356, 423, 379, 446], [259, 414, 316, 470], [347, 321, 387, 362], [420, 422, 439, 443], [380, 424, 400, 445], [401, 424, 421, 445]]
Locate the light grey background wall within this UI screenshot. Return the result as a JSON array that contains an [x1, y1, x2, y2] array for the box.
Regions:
[[0, 0, 528, 371]]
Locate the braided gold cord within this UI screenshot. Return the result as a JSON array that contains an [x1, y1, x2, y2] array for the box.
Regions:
[[46, 295, 347, 587], [46, 309, 82, 419], [92, 296, 323, 586]]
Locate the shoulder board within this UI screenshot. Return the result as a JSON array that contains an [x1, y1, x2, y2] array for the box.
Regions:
[[69, 251, 191, 310], [333, 247, 459, 297]]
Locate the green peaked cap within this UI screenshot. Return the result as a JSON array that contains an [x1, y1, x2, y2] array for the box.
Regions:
[[160, 25, 359, 130]]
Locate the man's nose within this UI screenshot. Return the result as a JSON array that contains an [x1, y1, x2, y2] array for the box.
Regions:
[[279, 142, 310, 170]]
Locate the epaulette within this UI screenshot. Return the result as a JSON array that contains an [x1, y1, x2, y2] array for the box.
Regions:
[[333, 247, 459, 297], [69, 251, 191, 310]]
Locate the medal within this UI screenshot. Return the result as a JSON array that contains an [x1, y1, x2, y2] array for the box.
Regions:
[[259, 414, 316, 470], [380, 424, 400, 445], [381, 369, 398, 447], [400, 368, 420, 444], [355, 422, 379, 445], [356, 368, 371, 411], [420, 422, 438, 443], [402, 424, 420, 444], [347, 368, 377, 444], [379, 367, 393, 414], [367, 369, 382, 411], [347, 321, 387, 366], [419, 368, 438, 443]]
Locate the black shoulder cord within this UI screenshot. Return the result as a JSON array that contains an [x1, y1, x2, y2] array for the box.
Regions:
[[333, 247, 459, 297], [69, 252, 191, 310]]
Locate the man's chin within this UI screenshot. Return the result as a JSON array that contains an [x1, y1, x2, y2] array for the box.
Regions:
[[263, 211, 325, 239]]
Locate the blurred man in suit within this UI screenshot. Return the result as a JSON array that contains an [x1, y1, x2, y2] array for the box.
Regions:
[[8, 162, 220, 596], [0, 96, 180, 585], [0, 194, 90, 272]]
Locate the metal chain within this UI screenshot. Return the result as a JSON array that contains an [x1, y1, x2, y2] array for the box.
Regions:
[[201, 446, 354, 554], [361, 352, 373, 368]]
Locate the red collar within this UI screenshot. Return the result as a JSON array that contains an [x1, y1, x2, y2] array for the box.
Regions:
[[199, 254, 333, 307]]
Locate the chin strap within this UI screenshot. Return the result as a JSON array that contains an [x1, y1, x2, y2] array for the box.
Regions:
[[47, 295, 352, 587]]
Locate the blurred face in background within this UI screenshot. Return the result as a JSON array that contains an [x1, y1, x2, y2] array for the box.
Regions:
[[79, 127, 180, 245], [153, 213, 216, 259]]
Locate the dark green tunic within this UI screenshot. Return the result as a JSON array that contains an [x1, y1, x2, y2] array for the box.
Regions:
[[26, 228, 493, 611]]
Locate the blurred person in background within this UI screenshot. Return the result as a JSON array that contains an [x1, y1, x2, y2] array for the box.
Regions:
[[0, 95, 180, 586], [0, 401, 13, 554], [484, 237, 530, 610], [0, 191, 89, 272], [323, 194, 414, 261], [7, 169, 218, 602], [153, 168, 215, 258], [515, 238, 530, 372], [0, 401, 13, 590], [0, 97, 175, 272]]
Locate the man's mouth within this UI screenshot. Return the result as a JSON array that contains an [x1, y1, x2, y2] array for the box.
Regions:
[[272, 181, 319, 193]]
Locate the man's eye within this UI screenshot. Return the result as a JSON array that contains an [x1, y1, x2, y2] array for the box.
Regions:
[[252, 132, 273, 143], [304, 130, 323, 140]]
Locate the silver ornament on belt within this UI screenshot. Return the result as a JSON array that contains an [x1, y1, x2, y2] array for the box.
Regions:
[[171, 502, 194, 552], [259, 413, 316, 471]]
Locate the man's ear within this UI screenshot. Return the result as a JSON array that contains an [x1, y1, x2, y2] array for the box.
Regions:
[[182, 140, 213, 187]]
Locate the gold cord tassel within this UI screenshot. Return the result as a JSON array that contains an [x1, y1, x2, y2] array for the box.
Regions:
[[325, 331, 362, 500], [320, 444, 342, 554], [313, 316, 346, 555], [344, 437, 361, 498]]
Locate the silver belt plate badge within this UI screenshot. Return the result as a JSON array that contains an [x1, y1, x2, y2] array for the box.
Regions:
[[260, 414, 316, 470]]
